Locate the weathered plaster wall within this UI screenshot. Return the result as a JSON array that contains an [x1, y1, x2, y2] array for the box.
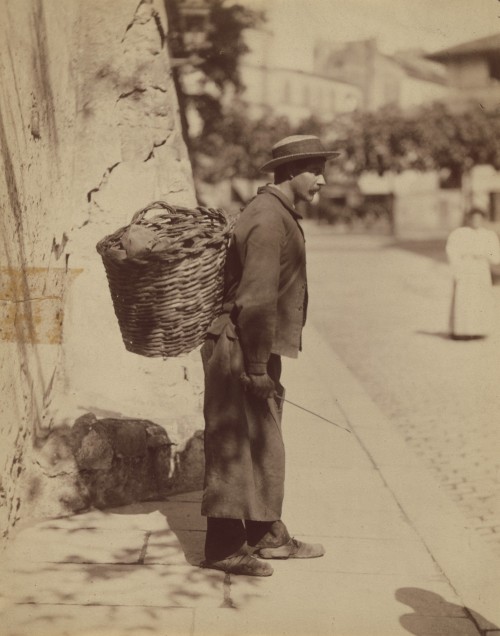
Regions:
[[0, 0, 203, 540]]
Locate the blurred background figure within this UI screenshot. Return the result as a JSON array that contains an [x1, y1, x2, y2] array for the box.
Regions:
[[446, 208, 500, 340]]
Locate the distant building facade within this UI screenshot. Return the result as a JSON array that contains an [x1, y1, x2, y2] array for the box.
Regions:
[[426, 33, 500, 112], [426, 34, 500, 225], [314, 38, 448, 112], [172, 2, 500, 237], [240, 29, 362, 124]]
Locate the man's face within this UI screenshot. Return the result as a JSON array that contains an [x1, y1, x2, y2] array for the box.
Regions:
[[290, 159, 327, 203]]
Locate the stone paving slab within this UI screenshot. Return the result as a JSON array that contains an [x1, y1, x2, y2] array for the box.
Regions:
[[150, 501, 206, 532], [145, 528, 205, 567], [279, 535, 444, 578], [192, 606, 337, 636], [3, 273, 499, 636], [296, 323, 500, 629], [106, 499, 207, 532], [3, 527, 146, 565], [308, 505, 419, 542], [222, 568, 479, 636], [1, 562, 224, 608], [1, 604, 194, 636], [304, 227, 500, 563], [31, 508, 169, 533], [282, 478, 414, 542], [286, 465, 404, 511], [280, 427, 371, 470], [380, 467, 500, 632]]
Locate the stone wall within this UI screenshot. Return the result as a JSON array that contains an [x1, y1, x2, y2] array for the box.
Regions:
[[0, 0, 204, 540]]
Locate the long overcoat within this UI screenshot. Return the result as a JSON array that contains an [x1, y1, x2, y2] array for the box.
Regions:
[[201, 185, 308, 521]]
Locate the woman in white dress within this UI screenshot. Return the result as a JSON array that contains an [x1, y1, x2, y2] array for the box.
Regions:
[[446, 208, 500, 340]]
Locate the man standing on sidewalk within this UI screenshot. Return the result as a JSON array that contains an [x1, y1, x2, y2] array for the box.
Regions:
[[200, 135, 338, 576]]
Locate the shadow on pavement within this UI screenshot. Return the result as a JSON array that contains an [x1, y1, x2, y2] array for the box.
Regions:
[[396, 588, 499, 636], [388, 238, 448, 263], [415, 330, 452, 340], [110, 496, 207, 567], [1, 494, 261, 636]]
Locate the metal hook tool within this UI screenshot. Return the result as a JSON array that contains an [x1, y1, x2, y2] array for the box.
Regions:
[[279, 395, 351, 433], [240, 372, 351, 433]]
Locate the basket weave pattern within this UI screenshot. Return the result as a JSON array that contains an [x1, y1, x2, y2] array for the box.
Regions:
[[96, 201, 233, 358]]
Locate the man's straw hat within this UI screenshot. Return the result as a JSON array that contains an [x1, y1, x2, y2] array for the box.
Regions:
[[260, 135, 339, 172]]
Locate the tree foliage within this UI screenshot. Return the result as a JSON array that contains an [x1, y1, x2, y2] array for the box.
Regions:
[[166, 0, 259, 137], [192, 106, 296, 182], [196, 2, 255, 92], [329, 103, 500, 184], [188, 98, 500, 185], [167, 2, 500, 186]]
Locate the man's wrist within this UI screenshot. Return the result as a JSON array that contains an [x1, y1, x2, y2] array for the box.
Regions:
[[247, 362, 267, 375]]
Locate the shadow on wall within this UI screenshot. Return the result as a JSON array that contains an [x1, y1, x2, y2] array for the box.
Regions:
[[14, 411, 206, 535], [396, 587, 499, 636]]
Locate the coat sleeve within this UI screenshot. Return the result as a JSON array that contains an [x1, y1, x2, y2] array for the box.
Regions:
[[233, 208, 284, 375]]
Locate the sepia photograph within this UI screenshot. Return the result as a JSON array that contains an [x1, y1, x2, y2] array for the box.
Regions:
[[1, 0, 500, 634]]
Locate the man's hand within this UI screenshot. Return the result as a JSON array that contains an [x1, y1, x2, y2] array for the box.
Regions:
[[240, 372, 275, 399]]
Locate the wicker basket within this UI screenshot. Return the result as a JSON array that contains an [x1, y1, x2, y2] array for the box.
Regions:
[[96, 201, 233, 358]]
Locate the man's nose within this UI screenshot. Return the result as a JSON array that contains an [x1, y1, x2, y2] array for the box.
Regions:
[[316, 174, 326, 186]]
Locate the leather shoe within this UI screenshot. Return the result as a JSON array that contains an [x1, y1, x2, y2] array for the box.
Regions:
[[256, 538, 325, 559], [200, 554, 274, 576]]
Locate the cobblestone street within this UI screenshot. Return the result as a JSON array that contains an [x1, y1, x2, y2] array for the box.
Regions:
[[305, 222, 500, 556]]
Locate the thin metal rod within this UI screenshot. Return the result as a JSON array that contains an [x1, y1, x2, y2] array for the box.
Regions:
[[280, 396, 351, 433]]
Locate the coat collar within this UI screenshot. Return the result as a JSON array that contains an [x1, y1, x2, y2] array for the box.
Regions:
[[257, 184, 303, 220]]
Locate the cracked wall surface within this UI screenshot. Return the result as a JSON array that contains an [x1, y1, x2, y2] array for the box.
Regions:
[[0, 0, 200, 540]]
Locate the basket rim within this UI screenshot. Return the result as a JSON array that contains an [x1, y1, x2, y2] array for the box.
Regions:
[[96, 202, 234, 263]]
